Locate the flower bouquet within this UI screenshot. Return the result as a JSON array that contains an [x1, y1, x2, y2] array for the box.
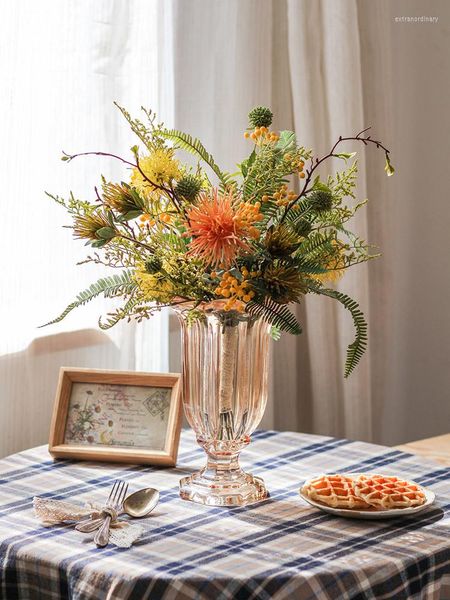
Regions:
[[45, 105, 392, 505]]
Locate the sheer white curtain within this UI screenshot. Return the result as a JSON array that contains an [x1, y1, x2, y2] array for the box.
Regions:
[[0, 0, 167, 457]]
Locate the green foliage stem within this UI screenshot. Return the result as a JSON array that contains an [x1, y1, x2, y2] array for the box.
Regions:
[[40, 271, 137, 327]]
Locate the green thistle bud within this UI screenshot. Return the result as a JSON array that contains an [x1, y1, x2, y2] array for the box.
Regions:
[[263, 264, 307, 304], [102, 181, 145, 216], [145, 256, 162, 274], [265, 224, 300, 257], [248, 106, 273, 128], [308, 189, 334, 212], [175, 175, 202, 201], [73, 211, 112, 242]]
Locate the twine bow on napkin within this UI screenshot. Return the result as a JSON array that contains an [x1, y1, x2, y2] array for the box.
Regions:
[[33, 496, 144, 548]]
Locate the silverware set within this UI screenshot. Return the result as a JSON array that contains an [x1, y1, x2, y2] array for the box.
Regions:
[[76, 480, 159, 547]]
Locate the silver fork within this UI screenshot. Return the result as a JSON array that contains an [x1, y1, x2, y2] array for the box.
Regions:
[[92, 480, 128, 547], [75, 480, 125, 534]]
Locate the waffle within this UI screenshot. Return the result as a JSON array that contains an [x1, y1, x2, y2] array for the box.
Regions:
[[353, 474, 426, 510], [301, 474, 372, 509]]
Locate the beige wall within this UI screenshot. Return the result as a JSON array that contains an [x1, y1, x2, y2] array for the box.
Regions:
[[0, 331, 129, 458]]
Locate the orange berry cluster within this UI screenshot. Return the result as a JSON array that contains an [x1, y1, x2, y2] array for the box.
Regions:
[[235, 201, 264, 238], [261, 184, 297, 207], [244, 127, 280, 144], [159, 213, 173, 223], [214, 267, 258, 310], [284, 153, 306, 178], [139, 212, 172, 227], [139, 214, 155, 227]]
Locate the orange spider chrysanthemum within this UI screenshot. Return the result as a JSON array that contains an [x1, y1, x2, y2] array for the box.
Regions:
[[186, 189, 263, 267]]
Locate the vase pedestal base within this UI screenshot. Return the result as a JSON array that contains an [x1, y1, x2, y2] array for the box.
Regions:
[[179, 469, 269, 507]]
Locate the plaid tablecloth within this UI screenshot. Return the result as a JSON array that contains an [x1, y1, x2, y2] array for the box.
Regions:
[[0, 429, 449, 600]]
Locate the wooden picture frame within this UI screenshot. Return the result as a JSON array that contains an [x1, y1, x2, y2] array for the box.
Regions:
[[49, 367, 182, 466]]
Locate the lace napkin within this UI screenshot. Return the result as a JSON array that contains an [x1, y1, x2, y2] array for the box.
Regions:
[[33, 497, 144, 548]]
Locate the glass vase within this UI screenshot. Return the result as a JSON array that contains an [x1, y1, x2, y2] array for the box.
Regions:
[[175, 302, 271, 506]]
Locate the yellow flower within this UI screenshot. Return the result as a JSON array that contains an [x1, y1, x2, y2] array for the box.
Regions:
[[312, 269, 344, 284], [134, 271, 176, 303], [131, 149, 181, 202], [312, 242, 346, 284]]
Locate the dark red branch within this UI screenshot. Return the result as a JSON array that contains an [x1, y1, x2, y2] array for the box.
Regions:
[[63, 150, 183, 214], [280, 129, 391, 223]]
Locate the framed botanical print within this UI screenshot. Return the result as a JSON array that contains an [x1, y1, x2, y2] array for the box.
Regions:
[[49, 367, 182, 466]]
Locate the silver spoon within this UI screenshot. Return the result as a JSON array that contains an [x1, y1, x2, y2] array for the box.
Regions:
[[75, 487, 160, 533], [123, 487, 160, 518]]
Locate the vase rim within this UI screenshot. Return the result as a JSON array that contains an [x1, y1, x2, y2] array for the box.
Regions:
[[172, 299, 245, 314]]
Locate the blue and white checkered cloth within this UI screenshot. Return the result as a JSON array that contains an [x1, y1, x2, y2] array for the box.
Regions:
[[0, 429, 449, 600]]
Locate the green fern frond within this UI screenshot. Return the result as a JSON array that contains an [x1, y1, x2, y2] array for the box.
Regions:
[[296, 232, 335, 260], [294, 259, 329, 275], [40, 270, 137, 327], [270, 325, 282, 341], [98, 295, 140, 330], [310, 285, 368, 377], [284, 199, 312, 223], [160, 129, 233, 189], [258, 202, 281, 227], [327, 160, 358, 201], [247, 299, 302, 335]]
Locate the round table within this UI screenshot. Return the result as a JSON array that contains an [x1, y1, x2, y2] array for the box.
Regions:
[[0, 430, 449, 599]]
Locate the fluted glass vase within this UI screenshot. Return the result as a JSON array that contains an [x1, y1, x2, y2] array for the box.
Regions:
[[175, 302, 271, 506]]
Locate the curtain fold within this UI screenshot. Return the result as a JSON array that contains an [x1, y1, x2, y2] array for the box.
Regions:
[[163, 0, 374, 440], [279, 0, 373, 441]]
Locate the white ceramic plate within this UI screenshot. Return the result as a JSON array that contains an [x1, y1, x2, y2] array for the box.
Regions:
[[299, 473, 436, 520]]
